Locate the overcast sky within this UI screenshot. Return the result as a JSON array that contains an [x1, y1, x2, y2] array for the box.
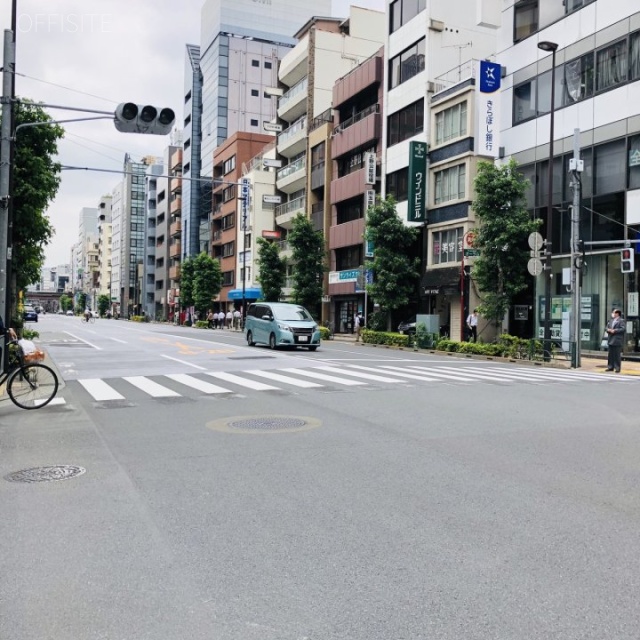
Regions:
[[0, 0, 386, 267]]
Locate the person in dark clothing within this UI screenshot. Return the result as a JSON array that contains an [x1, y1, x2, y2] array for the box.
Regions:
[[605, 308, 625, 372]]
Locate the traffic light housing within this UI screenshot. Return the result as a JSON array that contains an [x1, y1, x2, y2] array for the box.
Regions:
[[114, 102, 175, 135], [621, 248, 635, 273]]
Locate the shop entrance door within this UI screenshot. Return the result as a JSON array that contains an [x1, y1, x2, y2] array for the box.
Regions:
[[338, 300, 358, 334]]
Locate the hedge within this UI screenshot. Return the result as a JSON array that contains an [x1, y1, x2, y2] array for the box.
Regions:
[[195, 320, 210, 329], [319, 326, 331, 341], [361, 329, 410, 347]]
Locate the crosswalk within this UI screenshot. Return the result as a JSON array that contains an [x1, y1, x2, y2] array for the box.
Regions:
[[71, 363, 639, 404]]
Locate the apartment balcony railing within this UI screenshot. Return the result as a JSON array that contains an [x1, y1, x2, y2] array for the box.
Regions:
[[212, 230, 223, 243], [169, 265, 181, 280], [277, 117, 307, 157], [169, 219, 182, 237], [275, 195, 306, 218], [169, 197, 182, 214], [309, 108, 333, 133], [276, 156, 305, 181], [169, 242, 181, 258], [278, 77, 307, 112], [335, 103, 379, 133]]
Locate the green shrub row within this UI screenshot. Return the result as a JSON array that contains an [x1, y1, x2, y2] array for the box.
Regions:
[[131, 315, 146, 323], [319, 326, 331, 341], [195, 320, 210, 329], [434, 334, 542, 359], [361, 329, 410, 347]]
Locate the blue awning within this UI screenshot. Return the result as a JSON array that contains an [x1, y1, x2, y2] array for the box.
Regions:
[[227, 287, 262, 300]]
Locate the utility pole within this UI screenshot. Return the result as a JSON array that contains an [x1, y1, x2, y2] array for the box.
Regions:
[[569, 129, 583, 368], [1, 29, 15, 371]]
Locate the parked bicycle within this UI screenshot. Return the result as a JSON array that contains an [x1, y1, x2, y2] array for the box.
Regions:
[[82, 312, 96, 324], [1, 338, 59, 409]]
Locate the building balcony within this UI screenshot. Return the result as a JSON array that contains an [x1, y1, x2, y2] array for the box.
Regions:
[[169, 242, 181, 258], [278, 40, 308, 87], [277, 239, 293, 260], [282, 275, 295, 297], [333, 53, 383, 106], [332, 105, 381, 158], [170, 148, 182, 172], [275, 194, 306, 230], [275, 155, 306, 194], [169, 265, 181, 280], [330, 168, 367, 205], [277, 77, 307, 123], [171, 177, 182, 194], [169, 197, 182, 215], [277, 117, 307, 159], [329, 218, 365, 251], [169, 219, 182, 237], [212, 230, 223, 245]]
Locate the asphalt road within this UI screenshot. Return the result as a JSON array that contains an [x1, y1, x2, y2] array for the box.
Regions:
[[2, 315, 640, 639]]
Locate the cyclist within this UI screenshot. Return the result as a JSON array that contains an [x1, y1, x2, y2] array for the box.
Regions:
[[84, 308, 91, 323]]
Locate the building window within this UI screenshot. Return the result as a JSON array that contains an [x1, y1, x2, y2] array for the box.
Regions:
[[513, 80, 536, 124], [184, 138, 191, 150], [594, 139, 625, 195], [264, 91, 271, 99], [336, 198, 363, 225], [184, 90, 192, 103], [338, 146, 375, 178], [435, 101, 467, 146], [563, 52, 594, 104], [222, 271, 234, 286], [311, 142, 325, 169], [432, 227, 463, 265], [251, 59, 259, 67], [631, 31, 640, 81], [250, 119, 258, 126], [386, 168, 409, 202], [223, 185, 235, 202], [184, 162, 190, 174], [264, 61, 272, 69], [251, 89, 259, 97], [387, 98, 424, 146], [223, 155, 236, 174], [335, 245, 363, 271], [222, 214, 235, 230], [389, 0, 426, 34], [629, 135, 640, 190], [596, 40, 628, 92], [222, 241, 235, 257], [434, 164, 466, 205], [514, 0, 538, 42], [184, 114, 191, 126], [389, 38, 425, 89]]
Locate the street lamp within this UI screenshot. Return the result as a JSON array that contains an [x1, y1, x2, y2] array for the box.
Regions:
[[538, 40, 558, 361]]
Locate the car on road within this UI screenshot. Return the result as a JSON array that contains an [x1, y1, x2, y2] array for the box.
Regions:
[[398, 316, 416, 335], [245, 302, 321, 351], [23, 305, 38, 322], [66, 310, 74, 316]]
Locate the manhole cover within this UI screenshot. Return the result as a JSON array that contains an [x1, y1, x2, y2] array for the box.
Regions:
[[208, 414, 321, 434], [229, 417, 307, 430], [5, 465, 86, 483]]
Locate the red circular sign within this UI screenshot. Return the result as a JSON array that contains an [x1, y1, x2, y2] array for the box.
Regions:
[[465, 231, 476, 248]]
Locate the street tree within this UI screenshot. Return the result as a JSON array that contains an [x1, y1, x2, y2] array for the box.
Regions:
[[180, 256, 195, 310], [288, 214, 325, 315], [59, 294, 72, 312], [192, 252, 223, 318], [365, 196, 419, 330], [257, 237, 286, 302], [471, 159, 540, 328], [75, 292, 87, 314], [10, 101, 64, 316], [97, 294, 110, 317]]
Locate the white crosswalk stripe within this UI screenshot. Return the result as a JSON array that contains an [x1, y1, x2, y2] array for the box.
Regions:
[[72, 362, 640, 403]]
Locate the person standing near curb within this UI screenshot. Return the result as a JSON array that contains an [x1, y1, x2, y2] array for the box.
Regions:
[[466, 309, 479, 342], [605, 308, 625, 372]]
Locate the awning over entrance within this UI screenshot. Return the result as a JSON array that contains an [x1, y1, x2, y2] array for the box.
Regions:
[[227, 287, 262, 301], [420, 267, 460, 296]]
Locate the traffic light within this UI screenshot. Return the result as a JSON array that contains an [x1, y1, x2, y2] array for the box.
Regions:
[[621, 248, 635, 273], [114, 103, 175, 135]]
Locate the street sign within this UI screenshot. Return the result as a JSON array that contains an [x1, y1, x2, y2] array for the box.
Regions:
[[514, 305, 529, 320], [263, 158, 282, 169], [263, 122, 283, 133], [263, 194, 282, 204], [528, 257, 544, 276], [528, 232, 544, 251], [464, 248, 480, 257], [464, 231, 476, 248]]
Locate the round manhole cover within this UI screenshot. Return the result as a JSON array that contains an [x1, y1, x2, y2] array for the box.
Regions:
[[208, 415, 321, 434], [5, 465, 86, 483]]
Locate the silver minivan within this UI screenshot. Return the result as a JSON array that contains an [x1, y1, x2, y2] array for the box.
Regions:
[[244, 302, 321, 351]]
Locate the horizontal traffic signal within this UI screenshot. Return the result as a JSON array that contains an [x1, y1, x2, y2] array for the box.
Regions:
[[114, 103, 175, 135], [621, 248, 634, 273]]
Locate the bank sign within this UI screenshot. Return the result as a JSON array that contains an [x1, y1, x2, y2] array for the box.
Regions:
[[476, 60, 501, 158], [407, 141, 427, 223]]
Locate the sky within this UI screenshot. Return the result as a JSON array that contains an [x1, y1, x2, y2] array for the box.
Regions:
[[0, 0, 386, 267]]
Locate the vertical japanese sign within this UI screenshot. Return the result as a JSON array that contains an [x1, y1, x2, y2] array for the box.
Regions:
[[241, 178, 250, 231], [407, 141, 427, 223], [476, 60, 501, 158]]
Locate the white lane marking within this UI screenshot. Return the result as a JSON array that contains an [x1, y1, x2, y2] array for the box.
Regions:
[[345, 364, 441, 382], [78, 379, 124, 401], [280, 368, 365, 386], [379, 365, 479, 383], [109, 337, 128, 344], [165, 373, 232, 394], [161, 355, 207, 370], [245, 370, 323, 388], [315, 366, 405, 383], [510, 366, 637, 381], [34, 397, 66, 407], [413, 366, 519, 383], [460, 367, 576, 381], [64, 331, 102, 351], [205, 371, 279, 391], [123, 376, 181, 398]]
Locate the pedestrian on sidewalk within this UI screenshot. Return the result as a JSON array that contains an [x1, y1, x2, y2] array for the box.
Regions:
[[605, 308, 625, 372], [226, 309, 233, 329], [218, 310, 225, 329], [207, 309, 215, 329], [233, 308, 241, 331], [466, 309, 479, 342], [355, 312, 364, 342]]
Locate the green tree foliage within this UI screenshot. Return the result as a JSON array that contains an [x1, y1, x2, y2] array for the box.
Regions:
[[11, 101, 64, 303], [256, 237, 286, 301], [471, 159, 540, 327], [365, 196, 419, 330], [97, 294, 110, 317], [58, 294, 72, 312], [75, 292, 87, 314], [288, 214, 325, 314], [180, 256, 195, 309], [192, 252, 223, 317]]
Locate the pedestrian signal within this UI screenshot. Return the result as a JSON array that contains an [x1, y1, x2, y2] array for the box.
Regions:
[[621, 248, 634, 273]]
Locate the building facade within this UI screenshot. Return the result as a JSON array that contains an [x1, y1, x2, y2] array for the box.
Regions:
[[498, 0, 640, 350]]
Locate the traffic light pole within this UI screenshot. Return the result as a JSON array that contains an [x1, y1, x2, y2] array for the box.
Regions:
[[569, 129, 582, 368]]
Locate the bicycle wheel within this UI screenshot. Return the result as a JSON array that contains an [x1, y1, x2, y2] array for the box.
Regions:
[[7, 363, 59, 410], [90, 315, 96, 324]]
